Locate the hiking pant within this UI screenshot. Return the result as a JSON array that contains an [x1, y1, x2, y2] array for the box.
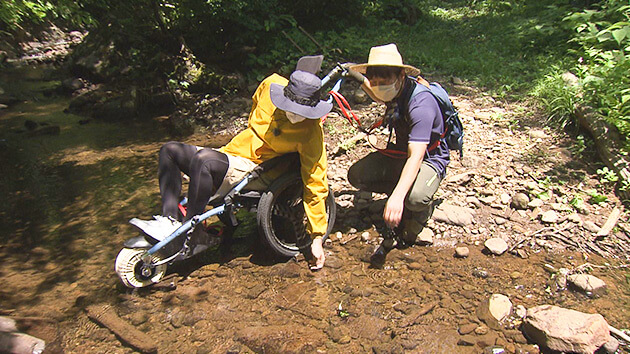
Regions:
[[158, 141, 228, 221], [347, 152, 442, 224]]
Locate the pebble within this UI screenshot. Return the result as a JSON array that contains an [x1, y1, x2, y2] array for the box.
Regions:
[[361, 231, 370, 242], [474, 325, 489, 335], [473, 268, 489, 279], [417, 228, 434, 245], [455, 247, 470, 258], [528, 198, 544, 208], [495, 217, 507, 225], [458, 323, 477, 335], [515, 305, 527, 319], [484, 238, 508, 255], [338, 335, 351, 344], [408, 262, 422, 270], [541, 210, 559, 224]]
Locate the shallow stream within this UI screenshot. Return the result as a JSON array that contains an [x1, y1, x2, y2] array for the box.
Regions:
[[0, 66, 629, 353]]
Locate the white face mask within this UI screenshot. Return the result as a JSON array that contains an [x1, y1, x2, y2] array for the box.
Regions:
[[285, 111, 308, 124], [371, 80, 400, 102]]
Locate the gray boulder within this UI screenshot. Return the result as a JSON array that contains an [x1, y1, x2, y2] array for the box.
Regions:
[[522, 305, 610, 354], [433, 203, 475, 226]]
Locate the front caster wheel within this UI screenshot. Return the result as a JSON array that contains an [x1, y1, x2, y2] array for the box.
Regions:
[[115, 248, 167, 288]]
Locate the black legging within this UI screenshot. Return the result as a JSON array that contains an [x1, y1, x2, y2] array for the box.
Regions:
[[158, 141, 229, 221]]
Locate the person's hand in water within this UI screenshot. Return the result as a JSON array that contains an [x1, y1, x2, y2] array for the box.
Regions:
[[310, 237, 325, 270]]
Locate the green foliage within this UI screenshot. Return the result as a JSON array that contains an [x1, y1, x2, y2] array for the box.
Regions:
[[565, 0, 630, 152], [597, 166, 619, 184], [531, 69, 580, 129], [0, 0, 92, 30], [587, 189, 608, 204], [0, 0, 52, 29]]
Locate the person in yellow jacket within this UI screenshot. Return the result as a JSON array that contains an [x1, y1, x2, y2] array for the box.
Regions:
[[131, 55, 332, 270]]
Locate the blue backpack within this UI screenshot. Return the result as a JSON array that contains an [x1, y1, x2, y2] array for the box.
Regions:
[[409, 81, 464, 158]]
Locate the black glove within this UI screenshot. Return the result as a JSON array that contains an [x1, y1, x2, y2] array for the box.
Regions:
[[344, 67, 367, 84]]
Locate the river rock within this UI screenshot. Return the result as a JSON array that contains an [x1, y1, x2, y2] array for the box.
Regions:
[[488, 294, 512, 322], [0, 317, 18, 333], [0, 332, 46, 354], [541, 210, 559, 224], [417, 228, 434, 245], [523, 305, 610, 354], [510, 193, 529, 210], [484, 238, 508, 255], [528, 198, 544, 208], [458, 323, 477, 335], [476, 294, 512, 329], [567, 274, 606, 296], [514, 305, 527, 319], [602, 337, 619, 354], [455, 246, 469, 258], [433, 203, 475, 226]]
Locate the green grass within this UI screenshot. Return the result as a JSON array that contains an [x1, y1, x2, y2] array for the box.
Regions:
[[314, 0, 575, 99]]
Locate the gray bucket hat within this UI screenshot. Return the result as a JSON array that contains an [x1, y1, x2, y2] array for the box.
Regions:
[[270, 55, 333, 119]]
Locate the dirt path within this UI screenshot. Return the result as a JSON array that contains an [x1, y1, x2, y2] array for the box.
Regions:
[[0, 65, 629, 353]]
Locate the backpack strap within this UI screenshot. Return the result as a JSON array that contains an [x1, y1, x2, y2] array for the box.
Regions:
[[406, 79, 447, 153]]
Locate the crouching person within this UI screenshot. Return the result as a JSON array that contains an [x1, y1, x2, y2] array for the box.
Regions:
[[347, 44, 450, 266]]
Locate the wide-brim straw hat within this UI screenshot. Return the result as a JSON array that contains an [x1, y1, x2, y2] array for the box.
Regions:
[[350, 43, 421, 77], [270, 55, 332, 119]]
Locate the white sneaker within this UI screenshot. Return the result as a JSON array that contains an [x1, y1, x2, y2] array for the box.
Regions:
[[129, 215, 182, 241]]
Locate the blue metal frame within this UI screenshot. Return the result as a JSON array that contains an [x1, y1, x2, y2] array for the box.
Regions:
[[144, 173, 256, 259]]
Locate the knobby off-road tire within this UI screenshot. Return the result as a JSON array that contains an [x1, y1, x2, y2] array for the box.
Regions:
[[115, 248, 167, 288], [257, 172, 336, 257]]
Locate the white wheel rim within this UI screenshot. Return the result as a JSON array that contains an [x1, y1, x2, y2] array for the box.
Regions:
[[115, 248, 167, 288]]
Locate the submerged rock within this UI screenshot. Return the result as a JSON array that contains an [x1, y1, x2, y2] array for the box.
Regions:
[[455, 246, 469, 258], [477, 294, 512, 330], [567, 274, 607, 297]]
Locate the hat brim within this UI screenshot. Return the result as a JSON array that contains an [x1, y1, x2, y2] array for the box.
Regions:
[[349, 63, 421, 77], [269, 83, 333, 119]]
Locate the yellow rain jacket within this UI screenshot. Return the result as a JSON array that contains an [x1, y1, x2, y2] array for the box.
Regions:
[[219, 74, 329, 239]]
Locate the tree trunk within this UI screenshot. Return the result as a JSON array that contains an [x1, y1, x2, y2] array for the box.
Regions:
[[574, 105, 630, 202]]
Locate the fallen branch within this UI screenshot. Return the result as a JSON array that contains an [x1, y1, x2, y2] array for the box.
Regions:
[[86, 304, 157, 353], [340, 233, 359, 245], [544, 233, 579, 248], [596, 207, 622, 237], [609, 325, 630, 344], [400, 302, 437, 327]]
